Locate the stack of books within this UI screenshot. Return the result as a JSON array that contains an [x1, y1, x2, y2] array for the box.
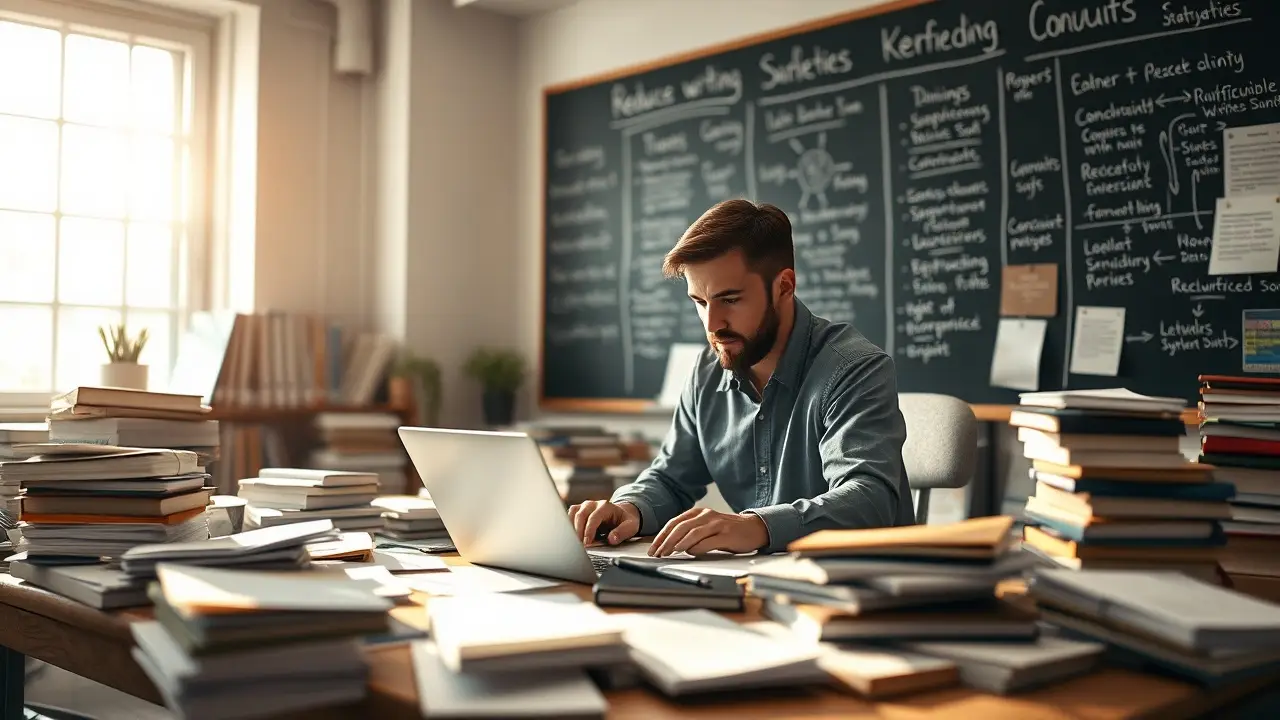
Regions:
[[1197, 375, 1280, 601], [239, 468, 384, 532], [0, 422, 47, 518], [133, 563, 391, 718], [1012, 389, 1229, 584], [1030, 568, 1280, 685], [751, 517, 1038, 641], [47, 387, 220, 466], [748, 516, 1106, 695], [371, 495, 448, 541], [310, 411, 408, 493], [520, 425, 652, 504], [3, 445, 211, 563]]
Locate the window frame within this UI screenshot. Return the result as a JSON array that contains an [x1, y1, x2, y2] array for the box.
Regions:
[[0, 0, 216, 410]]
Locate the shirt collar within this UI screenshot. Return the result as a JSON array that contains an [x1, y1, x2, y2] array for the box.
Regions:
[[714, 298, 813, 393]]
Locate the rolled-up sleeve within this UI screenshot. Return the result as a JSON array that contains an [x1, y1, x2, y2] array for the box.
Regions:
[[611, 367, 712, 536], [745, 353, 907, 551]]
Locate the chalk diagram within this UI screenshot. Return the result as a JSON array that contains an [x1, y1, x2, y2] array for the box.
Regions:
[[789, 132, 852, 209]]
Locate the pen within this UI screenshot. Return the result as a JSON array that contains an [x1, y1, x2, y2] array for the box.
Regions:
[[611, 557, 713, 588]]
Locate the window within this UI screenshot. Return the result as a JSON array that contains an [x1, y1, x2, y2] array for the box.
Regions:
[[0, 0, 212, 406]]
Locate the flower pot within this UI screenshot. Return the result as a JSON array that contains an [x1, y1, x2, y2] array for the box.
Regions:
[[101, 362, 148, 391], [481, 389, 515, 427]]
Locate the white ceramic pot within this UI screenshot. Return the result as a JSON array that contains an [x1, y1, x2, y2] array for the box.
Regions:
[[101, 362, 149, 391]]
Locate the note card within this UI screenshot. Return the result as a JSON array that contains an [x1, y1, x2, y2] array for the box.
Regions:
[[999, 264, 1058, 317], [1225, 122, 1280, 197], [990, 319, 1047, 391], [1208, 196, 1280, 276], [1069, 306, 1125, 377]]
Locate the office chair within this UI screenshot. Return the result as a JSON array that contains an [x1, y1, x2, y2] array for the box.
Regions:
[[898, 393, 978, 524]]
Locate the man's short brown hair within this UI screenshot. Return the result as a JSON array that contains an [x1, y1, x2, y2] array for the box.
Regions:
[[662, 199, 794, 284]]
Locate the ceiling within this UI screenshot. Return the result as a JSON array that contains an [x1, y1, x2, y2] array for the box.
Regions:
[[452, 0, 581, 17]]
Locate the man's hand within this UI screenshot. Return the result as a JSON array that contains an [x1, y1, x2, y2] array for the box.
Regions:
[[567, 500, 641, 546], [649, 508, 769, 557]]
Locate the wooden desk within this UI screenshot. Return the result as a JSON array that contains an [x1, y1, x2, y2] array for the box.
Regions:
[[0, 571, 1276, 720]]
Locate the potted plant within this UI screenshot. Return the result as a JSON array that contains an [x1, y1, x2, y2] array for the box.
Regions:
[[463, 347, 525, 427], [98, 322, 150, 390]]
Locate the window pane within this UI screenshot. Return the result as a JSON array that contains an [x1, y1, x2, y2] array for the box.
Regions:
[[59, 217, 124, 305], [55, 306, 121, 391], [0, 21, 60, 119], [126, 309, 171, 390], [61, 124, 128, 218], [126, 222, 172, 307], [132, 45, 175, 135], [0, 305, 53, 392], [130, 134, 175, 221], [63, 33, 129, 127], [0, 211, 55, 302], [0, 116, 58, 212]]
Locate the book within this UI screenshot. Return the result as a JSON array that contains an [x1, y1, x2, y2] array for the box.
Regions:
[[592, 564, 744, 610]]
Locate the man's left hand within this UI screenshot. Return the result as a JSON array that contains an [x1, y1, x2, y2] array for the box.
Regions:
[[648, 508, 769, 557]]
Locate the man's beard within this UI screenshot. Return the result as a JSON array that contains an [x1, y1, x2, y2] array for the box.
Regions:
[[709, 301, 781, 373]]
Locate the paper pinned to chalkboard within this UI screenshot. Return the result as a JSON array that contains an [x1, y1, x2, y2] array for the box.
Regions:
[[990, 319, 1047, 391], [1000, 264, 1058, 317], [1070, 306, 1126, 377], [656, 343, 706, 407], [1225, 122, 1280, 197], [1208, 195, 1280, 276]]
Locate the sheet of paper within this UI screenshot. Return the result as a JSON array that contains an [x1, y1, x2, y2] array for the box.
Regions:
[[657, 343, 706, 407], [989, 318, 1047, 391], [1209, 195, 1280, 275], [373, 550, 448, 573], [999, 264, 1058, 317], [1069, 306, 1126, 377], [1243, 309, 1280, 373], [400, 565, 562, 596], [1225, 122, 1280, 196]]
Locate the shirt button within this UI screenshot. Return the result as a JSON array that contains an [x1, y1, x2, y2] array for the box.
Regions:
[[756, 414, 763, 422]]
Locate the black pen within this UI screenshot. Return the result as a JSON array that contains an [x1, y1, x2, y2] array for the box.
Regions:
[[611, 556, 713, 588]]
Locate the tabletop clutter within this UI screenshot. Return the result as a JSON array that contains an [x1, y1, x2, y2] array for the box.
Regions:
[[2, 385, 1280, 718]]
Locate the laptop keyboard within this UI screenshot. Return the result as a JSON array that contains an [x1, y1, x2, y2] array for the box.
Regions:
[[589, 553, 613, 574]]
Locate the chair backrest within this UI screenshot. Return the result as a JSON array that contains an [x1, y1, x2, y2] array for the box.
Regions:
[[898, 392, 977, 493]]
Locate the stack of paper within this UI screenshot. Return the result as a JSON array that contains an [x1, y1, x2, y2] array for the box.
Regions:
[[1013, 389, 1228, 583], [2, 445, 210, 562], [372, 495, 448, 541], [1031, 569, 1280, 684], [240, 469, 383, 532], [119, 519, 340, 577], [0, 422, 46, 517], [133, 564, 392, 719], [753, 517, 1039, 644], [1196, 375, 1280, 600]]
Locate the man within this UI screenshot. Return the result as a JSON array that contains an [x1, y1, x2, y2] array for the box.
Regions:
[[568, 199, 913, 558]]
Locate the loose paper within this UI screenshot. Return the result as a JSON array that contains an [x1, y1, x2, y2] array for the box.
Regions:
[[989, 318, 1048, 391], [657, 343, 706, 407], [400, 565, 562, 595], [1208, 196, 1280, 275], [1243, 309, 1280, 373], [1070, 306, 1126, 377], [1000, 264, 1058, 317], [1225, 122, 1280, 196]]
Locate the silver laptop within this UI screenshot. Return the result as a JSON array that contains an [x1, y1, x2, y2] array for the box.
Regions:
[[398, 426, 616, 584]]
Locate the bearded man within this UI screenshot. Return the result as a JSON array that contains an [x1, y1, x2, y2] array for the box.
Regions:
[[568, 199, 914, 557]]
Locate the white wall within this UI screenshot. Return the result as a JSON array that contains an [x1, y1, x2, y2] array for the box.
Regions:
[[513, 0, 892, 436]]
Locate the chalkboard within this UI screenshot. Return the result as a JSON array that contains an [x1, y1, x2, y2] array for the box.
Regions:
[[541, 0, 1280, 411]]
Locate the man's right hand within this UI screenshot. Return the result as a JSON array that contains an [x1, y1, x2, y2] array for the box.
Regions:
[[568, 500, 640, 546]]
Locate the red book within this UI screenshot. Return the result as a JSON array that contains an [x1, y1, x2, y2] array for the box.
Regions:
[[1202, 435, 1280, 457]]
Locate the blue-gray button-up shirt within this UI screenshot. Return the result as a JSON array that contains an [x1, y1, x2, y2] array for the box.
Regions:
[[611, 298, 914, 553]]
